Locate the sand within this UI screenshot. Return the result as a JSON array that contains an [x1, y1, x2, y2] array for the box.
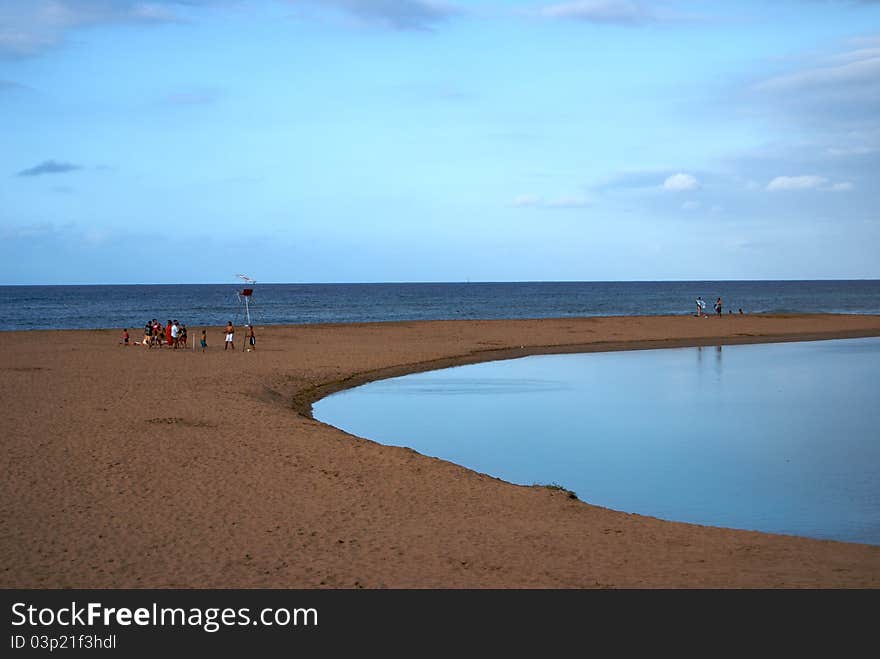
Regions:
[[2, 313, 879, 588]]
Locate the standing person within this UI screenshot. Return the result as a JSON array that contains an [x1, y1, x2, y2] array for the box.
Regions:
[[246, 325, 256, 352], [200, 329, 208, 352], [179, 324, 187, 349], [714, 297, 723, 316], [171, 320, 180, 349], [695, 296, 707, 317], [165, 320, 173, 348], [224, 321, 235, 351], [144, 321, 152, 348]]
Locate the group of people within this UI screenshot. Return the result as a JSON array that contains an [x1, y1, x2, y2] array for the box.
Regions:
[[121, 319, 255, 352], [123, 319, 191, 348], [695, 296, 743, 317]]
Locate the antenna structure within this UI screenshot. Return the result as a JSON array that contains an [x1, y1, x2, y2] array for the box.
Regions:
[[235, 274, 256, 327]]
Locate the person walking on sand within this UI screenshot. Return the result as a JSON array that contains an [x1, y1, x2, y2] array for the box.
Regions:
[[224, 321, 235, 351], [246, 325, 256, 352], [200, 329, 208, 352], [714, 297, 723, 316]]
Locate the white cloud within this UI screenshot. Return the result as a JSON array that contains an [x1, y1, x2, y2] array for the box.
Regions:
[[512, 194, 590, 209], [512, 194, 541, 207], [765, 175, 856, 192], [539, 1, 654, 24], [751, 40, 880, 159], [662, 173, 700, 191], [131, 3, 183, 23], [826, 145, 876, 157], [303, 0, 462, 31], [766, 175, 828, 191], [1, 222, 57, 239], [545, 195, 590, 208], [0, 0, 215, 57], [756, 55, 880, 93], [827, 181, 854, 192], [83, 227, 111, 247], [827, 47, 880, 66]]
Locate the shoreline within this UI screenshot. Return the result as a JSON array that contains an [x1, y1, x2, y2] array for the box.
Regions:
[[3, 313, 880, 588], [292, 320, 880, 417]]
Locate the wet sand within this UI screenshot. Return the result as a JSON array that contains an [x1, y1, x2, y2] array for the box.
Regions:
[[2, 314, 879, 588]]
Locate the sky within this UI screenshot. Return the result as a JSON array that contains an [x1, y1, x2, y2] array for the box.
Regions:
[[1, 0, 879, 284]]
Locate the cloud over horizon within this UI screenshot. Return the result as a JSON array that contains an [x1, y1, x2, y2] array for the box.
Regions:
[[300, 0, 462, 31], [16, 160, 83, 177], [765, 175, 854, 191], [755, 49, 880, 94], [512, 194, 590, 208], [536, 0, 701, 25], [751, 35, 880, 140], [539, 1, 654, 24], [662, 173, 700, 192], [0, 79, 28, 91], [0, 0, 223, 57]]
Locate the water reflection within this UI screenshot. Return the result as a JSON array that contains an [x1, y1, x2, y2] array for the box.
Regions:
[[365, 377, 570, 396], [314, 337, 880, 545]]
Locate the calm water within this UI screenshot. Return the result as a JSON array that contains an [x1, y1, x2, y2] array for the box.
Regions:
[[314, 337, 880, 545], [1, 280, 879, 330]]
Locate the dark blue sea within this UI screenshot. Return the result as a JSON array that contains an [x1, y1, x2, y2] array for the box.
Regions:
[[1, 280, 879, 331]]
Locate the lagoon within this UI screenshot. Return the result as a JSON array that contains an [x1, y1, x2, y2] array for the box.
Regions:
[[313, 337, 880, 545]]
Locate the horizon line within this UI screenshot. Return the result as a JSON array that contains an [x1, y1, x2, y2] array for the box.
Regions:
[[2, 277, 880, 287]]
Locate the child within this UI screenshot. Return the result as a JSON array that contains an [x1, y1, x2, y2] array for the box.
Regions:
[[200, 329, 207, 352], [120, 328, 129, 346]]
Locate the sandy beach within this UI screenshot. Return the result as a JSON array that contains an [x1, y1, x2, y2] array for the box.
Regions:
[[2, 313, 879, 588]]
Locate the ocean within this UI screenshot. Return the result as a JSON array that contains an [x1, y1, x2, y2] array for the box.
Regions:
[[1, 280, 879, 331]]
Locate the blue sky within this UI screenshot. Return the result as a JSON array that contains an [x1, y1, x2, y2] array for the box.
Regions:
[[1, 0, 879, 284]]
